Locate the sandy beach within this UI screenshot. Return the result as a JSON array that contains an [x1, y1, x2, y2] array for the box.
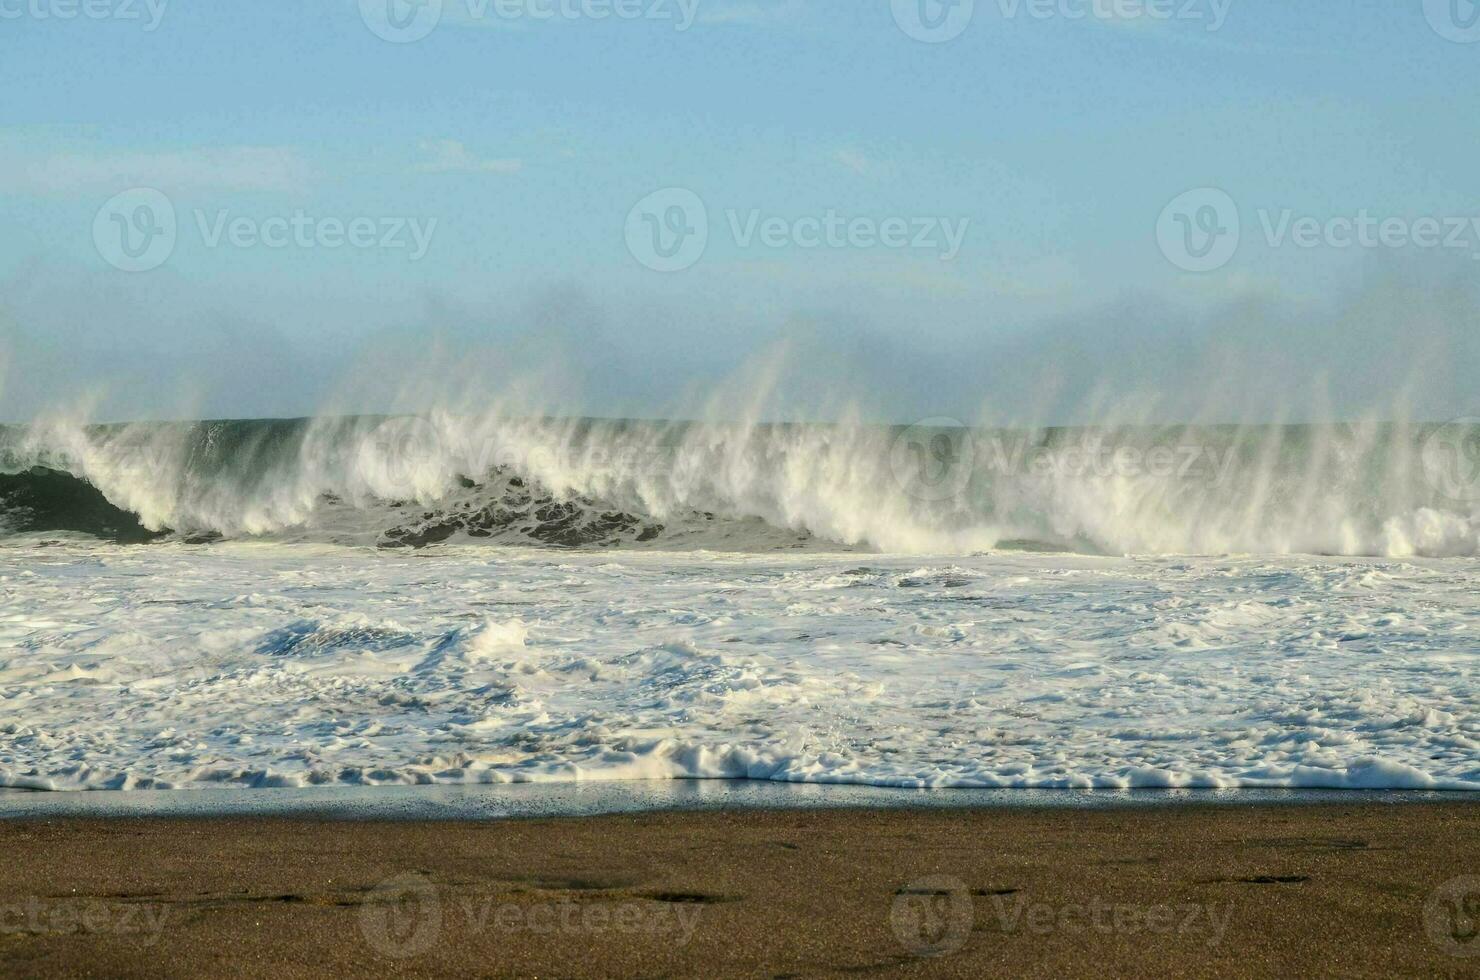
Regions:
[[0, 801, 1475, 977]]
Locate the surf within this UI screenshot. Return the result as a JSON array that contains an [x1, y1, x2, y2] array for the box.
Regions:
[[1, 415, 1476, 557]]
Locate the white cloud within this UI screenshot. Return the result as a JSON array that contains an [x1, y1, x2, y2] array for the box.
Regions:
[[7, 146, 310, 193], [416, 140, 524, 175], [832, 148, 896, 179]]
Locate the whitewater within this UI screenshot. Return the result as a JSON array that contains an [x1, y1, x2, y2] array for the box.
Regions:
[[1, 415, 1477, 792]]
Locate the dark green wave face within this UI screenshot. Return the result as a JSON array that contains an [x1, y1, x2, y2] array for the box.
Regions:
[[0, 417, 1477, 556], [0, 467, 163, 543]]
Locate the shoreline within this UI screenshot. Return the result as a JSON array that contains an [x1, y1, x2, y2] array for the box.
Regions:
[[1, 780, 1473, 822], [1, 802, 1476, 977]]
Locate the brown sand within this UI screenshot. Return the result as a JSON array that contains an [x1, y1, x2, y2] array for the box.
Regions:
[[0, 802, 1476, 978]]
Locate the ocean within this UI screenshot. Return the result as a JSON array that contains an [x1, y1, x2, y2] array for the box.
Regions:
[[1, 415, 1476, 792]]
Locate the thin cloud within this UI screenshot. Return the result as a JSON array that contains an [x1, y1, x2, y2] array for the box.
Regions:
[[832, 148, 896, 179], [4, 145, 311, 193], [416, 139, 524, 175]]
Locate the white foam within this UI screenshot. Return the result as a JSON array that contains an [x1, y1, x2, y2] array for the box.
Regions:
[[1, 541, 1475, 793], [5, 415, 1478, 558]]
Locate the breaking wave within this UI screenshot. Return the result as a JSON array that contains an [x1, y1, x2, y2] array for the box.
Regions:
[[1, 415, 1477, 556]]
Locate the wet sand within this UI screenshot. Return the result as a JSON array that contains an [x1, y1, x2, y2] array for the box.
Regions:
[[0, 802, 1475, 977]]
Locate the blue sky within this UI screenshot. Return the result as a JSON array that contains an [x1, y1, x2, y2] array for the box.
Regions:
[[2, 1, 1477, 422]]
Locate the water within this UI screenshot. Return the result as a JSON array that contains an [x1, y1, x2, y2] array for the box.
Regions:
[[2, 414, 1478, 556], [2, 540, 1475, 792], [1, 415, 1475, 794]]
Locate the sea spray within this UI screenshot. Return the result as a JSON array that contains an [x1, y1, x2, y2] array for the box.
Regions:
[[1, 415, 1476, 556]]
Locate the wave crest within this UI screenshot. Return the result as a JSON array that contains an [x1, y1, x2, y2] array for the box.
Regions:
[[1, 415, 1477, 556]]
